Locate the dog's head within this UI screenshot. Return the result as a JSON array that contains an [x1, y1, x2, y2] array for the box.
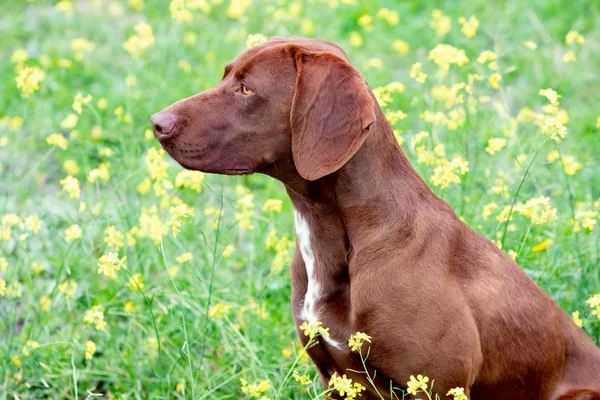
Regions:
[[151, 37, 375, 181]]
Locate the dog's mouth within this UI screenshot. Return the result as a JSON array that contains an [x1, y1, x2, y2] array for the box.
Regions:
[[223, 168, 252, 175]]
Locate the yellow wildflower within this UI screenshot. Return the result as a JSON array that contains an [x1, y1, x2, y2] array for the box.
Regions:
[[22, 340, 40, 357], [447, 387, 468, 400], [72, 92, 92, 114], [240, 378, 270, 398], [329, 373, 366, 400], [175, 170, 205, 192], [246, 33, 268, 48], [430, 9, 451, 37], [563, 51, 577, 63], [485, 137, 507, 155], [532, 239, 552, 252], [377, 8, 399, 26], [227, 0, 252, 20], [222, 244, 235, 258], [97, 252, 127, 279], [407, 374, 429, 395], [541, 118, 567, 141], [60, 176, 81, 200], [410, 62, 427, 83], [123, 22, 155, 59], [46, 133, 68, 150], [209, 302, 232, 318], [429, 44, 469, 72], [65, 224, 83, 241], [392, 39, 410, 55], [458, 15, 479, 38], [40, 296, 52, 312], [488, 73, 502, 89], [349, 31, 363, 48], [299, 320, 330, 339], [572, 311, 583, 328], [523, 41, 538, 50], [84, 305, 107, 331], [15, 66, 45, 97], [126, 273, 145, 291], [0, 279, 5, 296], [11, 49, 28, 65], [565, 31, 585, 45], [348, 332, 372, 352], [58, 280, 78, 298], [292, 371, 312, 385], [85, 340, 96, 360]]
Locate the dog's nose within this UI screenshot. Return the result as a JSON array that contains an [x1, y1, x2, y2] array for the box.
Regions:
[[151, 111, 178, 139]]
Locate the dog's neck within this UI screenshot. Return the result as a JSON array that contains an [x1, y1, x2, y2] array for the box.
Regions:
[[263, 108, 434, 299], [267, 107, 432, 254]]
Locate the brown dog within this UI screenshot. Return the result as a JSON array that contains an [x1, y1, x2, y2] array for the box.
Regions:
[[151, 38, 600, 399]]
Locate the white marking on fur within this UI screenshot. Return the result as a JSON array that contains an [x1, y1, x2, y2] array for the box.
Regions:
[[293, 209, 342, 350]]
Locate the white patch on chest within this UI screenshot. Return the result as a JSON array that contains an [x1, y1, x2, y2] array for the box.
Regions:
[[293, 209, 342, 350]]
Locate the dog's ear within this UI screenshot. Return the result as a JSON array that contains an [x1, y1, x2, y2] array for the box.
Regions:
[[288, 47, 376, 181]]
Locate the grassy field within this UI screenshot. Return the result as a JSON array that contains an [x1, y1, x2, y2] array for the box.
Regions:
[[1, 0, 600, 398]]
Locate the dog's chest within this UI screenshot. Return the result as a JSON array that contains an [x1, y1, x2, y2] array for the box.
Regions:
[[293, 210, 343, 350]]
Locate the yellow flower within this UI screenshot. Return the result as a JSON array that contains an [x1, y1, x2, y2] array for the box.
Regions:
[[477, 50, 497, 65], [523, 40, 538, 50], [65, 224, 83, 241], [299, 320, 330, 339], [0, 278, 6, 296], [22, 340, 40, 357], [410, 62, 427, 83], [246, 33, 268, 48], [104, 225, 124, 250], [348, 332, 372, 352], [227, 0, 252, 20], [222, 244, 235, 258], [209, 303, 232, 318], [240, 378, 270, 398], [329, 373, 366, 399], [430, 9, 451, 37], [485, 137, 507, 155], [292, 371, 312, 386], [55, 0, 73, 14], [565, 31, 585, 46], [263, 199, 283, 213], [586, 294, 600, 320], [572, 311, 583, 328], [126, 273, 145, 291], [458, 15, 479, 38], [60, 113, 79, 130], [175, 170, 205, 192], [15, 66, 45, 97], [561, 155, 582, 176], [46, 133, 68, 150], [85, 340, 96, 360], [84, 305, 107, 331], [407, 374, 429, 395], [176, 252, 193, 263], [11, 355, 21, 367], [60, 176, 81, 200], [563, 51, 577, 63], [349, 31, 363, 48], [97, 252, 127, 279], [572, 210, 598, 232], [0, 257, 7, 272], [25, 215, 41, 233], [429, 44, 469, 72], [488, 73, 502, 89], [11, 49, 29, 64], [539, 88, 561, 105], [63, 160, 80, 175], [123, 22, 155, 59], [72, 92, 92, 114], [532, 239, 552, 252], [431, 157, 469, 189], [392, 39, 410, 55], [541, 118, 567, 141], [447, 387, 468, 400], [376, 8, 399, 26], [58, 280, 78, 298], [40, 296, 51, 312]]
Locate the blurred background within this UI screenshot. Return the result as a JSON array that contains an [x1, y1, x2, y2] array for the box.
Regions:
[[1, 0, 599, 398]]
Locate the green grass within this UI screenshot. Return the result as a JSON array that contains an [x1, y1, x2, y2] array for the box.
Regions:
[[1, 0, 599, 398]]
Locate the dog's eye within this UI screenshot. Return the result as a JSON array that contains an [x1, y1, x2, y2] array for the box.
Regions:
[[241, 83, 253, 95]]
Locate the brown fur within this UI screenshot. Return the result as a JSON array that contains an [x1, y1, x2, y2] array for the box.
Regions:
[[151, 37, 600, 399]]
